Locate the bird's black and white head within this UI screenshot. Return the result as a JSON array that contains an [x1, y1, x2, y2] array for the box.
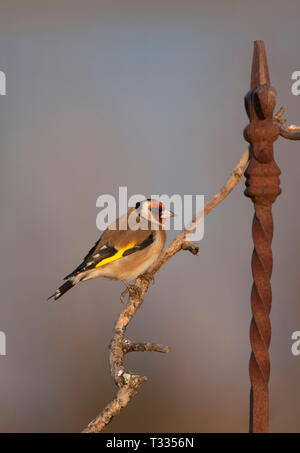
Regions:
[[135, 199, 174, 229]]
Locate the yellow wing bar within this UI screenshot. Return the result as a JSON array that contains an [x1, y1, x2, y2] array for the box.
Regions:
[[95, 241, 136, 268]]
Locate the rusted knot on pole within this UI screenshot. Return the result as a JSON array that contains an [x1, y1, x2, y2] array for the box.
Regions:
[[245, 86, 278, 163], [244, 40, 281, 433]]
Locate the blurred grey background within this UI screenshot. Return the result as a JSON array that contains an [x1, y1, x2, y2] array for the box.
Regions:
[[0, 0, 300, 433]]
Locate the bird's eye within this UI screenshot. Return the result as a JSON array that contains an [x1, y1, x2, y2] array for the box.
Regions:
[[135, 201, 141, 209]]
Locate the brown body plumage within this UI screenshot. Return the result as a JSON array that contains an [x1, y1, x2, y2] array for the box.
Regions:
[[49, 200, 173, 300]]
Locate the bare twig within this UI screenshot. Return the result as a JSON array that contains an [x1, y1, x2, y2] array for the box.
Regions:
[[274, 106, 300, 140], [123, 340, 170, 354], [83, 148, 250, 433]]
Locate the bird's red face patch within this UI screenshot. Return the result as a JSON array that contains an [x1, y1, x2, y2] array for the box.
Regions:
[[148, 200, 164, 223]]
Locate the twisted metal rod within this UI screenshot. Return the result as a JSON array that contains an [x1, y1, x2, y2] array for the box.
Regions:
[[244, 40, 281, 433], [249, 205, 273, 431]]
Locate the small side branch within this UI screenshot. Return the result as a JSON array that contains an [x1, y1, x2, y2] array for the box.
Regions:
[[274, 106, 300, 140], [123, 340, 170, 354], [83, 148, 250, 433]]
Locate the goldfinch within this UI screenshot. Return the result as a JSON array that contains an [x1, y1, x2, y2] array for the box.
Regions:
[[48, 199, 174, 301]]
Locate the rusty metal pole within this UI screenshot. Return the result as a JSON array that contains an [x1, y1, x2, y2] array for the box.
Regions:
[[244, 41, 281, 433]]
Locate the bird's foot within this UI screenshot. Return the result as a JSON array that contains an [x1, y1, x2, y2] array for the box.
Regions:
[[120, 280, 141, 304], [128, 284, 142, 298], [139, 272, 154, 286], [120, 287, 129, 304]]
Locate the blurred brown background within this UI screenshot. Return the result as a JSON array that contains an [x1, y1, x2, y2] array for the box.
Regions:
[[0, 0, 300, 433]]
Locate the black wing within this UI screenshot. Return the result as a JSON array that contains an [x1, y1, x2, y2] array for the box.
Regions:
[[122, 233, 155, 256], [64, 239, 117, 279], [64, 233, 155, 280]]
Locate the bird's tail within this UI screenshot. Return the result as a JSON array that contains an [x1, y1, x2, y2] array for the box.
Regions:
[[48, 279, 74, 301]]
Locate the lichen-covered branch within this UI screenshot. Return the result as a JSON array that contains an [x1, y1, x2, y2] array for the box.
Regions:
[[83, 148, 250, 433], [82, 275, 169, 434]]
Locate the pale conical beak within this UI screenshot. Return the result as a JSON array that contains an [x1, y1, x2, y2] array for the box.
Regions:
[[160, 209, 175, 219]]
